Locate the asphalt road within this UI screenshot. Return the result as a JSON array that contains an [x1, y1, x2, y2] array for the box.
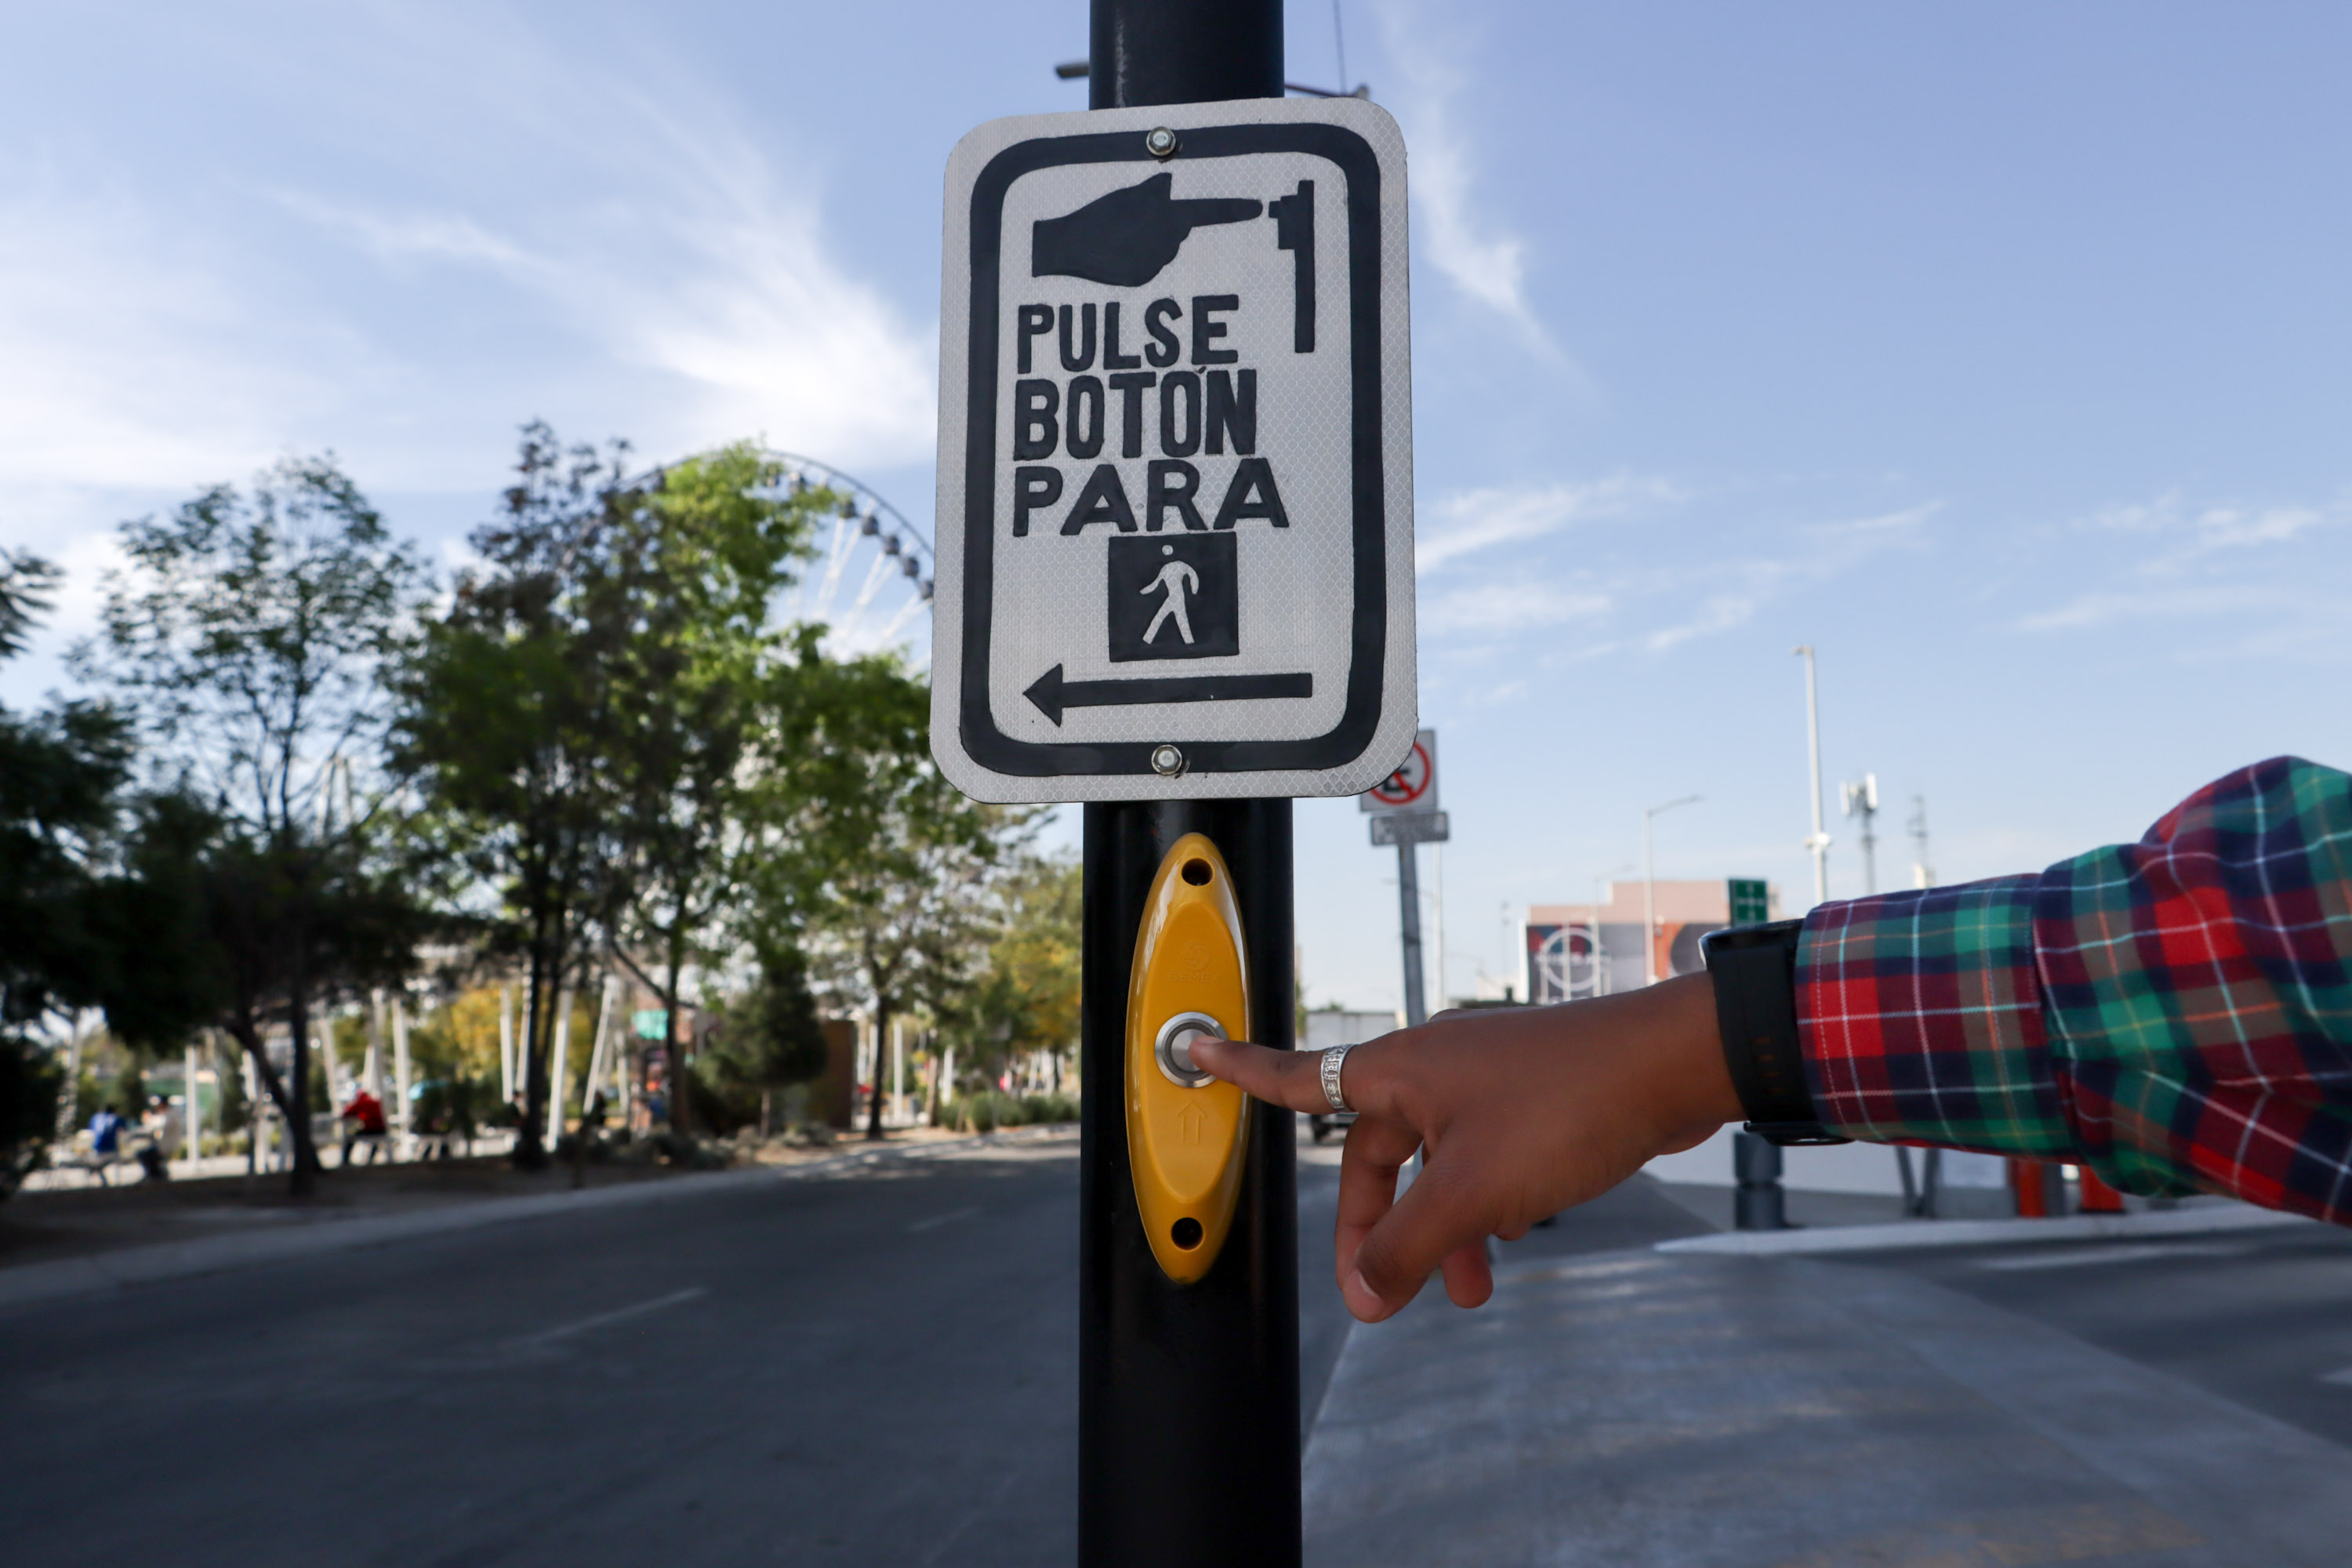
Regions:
[[17, 1133, 2349, 1568], [0, 1130, 1348, 1568]]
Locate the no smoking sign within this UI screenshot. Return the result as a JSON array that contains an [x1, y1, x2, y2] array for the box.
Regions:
[[931, 97, 1416, 803], [1359, 728, 1436, 815]]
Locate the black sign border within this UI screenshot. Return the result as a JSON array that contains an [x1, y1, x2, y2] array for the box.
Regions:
[[959, 122, 1386, 780]]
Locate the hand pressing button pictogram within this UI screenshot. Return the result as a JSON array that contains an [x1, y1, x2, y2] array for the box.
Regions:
[[1032, 172, 1262, 288]]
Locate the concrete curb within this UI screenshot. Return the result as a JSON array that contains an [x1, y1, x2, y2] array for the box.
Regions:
[[0, 1123, 1079, 1315], [1653, 1200, 2313, 1257]]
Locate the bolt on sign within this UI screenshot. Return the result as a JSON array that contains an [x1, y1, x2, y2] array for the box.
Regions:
[[932, 97, 1415, 802]]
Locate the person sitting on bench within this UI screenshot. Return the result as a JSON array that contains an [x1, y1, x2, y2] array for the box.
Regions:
[[339, 1089, 388, 1166]]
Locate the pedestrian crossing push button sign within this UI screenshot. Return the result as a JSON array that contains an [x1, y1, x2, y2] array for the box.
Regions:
[[931, 97, 1416, 804]]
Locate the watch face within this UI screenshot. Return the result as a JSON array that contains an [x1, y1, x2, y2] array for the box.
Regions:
[[1704, 918, 1802, 953]]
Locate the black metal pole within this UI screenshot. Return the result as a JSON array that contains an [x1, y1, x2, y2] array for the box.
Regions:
[[1088, 0, 1283, 109], [1733, 1129, 1790, 1231], [1080, 800, 1299, 1565], [1078, 11, 1298, 1563]]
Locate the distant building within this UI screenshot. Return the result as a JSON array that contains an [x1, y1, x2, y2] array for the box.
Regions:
[[1304, 1010, 1403, 1051], [1523, 879, 1782, 1003]]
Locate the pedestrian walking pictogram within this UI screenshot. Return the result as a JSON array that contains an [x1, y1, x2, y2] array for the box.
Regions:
[[1144, 551, 1196, 644], [1106, 535, 1237, 662], [931, 96, 1417, 802]]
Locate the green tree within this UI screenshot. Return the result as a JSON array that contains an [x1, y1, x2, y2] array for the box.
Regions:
[[601, 445, 826, 1138], [771, 652, 1017, 1138], [946, 853, 1082, 1091], [78, 456, 426, 1194], [109, 796, 428, 1149], [0, 556, 136, 1040], [0, 550, 200, 1192], [697, 942, 828, 1132], [0, 1036, 63, 1193], [394, 426, 636, 1167]]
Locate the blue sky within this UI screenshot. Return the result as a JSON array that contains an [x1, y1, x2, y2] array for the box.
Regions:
[[5, 2, 2347, 1014]]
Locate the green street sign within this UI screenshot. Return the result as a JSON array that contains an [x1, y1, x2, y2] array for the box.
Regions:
[[1728, 878, 1770, 926]]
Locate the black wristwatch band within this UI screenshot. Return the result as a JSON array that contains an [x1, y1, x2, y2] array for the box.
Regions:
[[1700, 920, 1850, 1147]]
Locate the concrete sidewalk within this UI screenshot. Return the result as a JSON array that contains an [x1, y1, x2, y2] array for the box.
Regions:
[[1301, 1182, 2352, 1567]]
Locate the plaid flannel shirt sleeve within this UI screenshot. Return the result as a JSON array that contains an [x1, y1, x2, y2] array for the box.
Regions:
[[1794, 757, 2352, 1221]]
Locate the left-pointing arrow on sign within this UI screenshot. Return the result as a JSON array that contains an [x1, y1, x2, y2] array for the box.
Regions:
[[1022, 665, 1313, 726]]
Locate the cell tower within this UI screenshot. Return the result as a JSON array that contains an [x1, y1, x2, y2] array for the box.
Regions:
[[1909, 795, 1936, 889], [1840, 773, 1880, 895]]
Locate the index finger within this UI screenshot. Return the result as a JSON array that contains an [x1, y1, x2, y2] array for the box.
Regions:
[[1182, 1037, 1329, 1114], [1188, 1036, 1396, 1120]]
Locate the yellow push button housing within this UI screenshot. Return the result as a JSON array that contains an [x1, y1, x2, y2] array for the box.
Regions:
[[1126, 833, 1251, 1284]]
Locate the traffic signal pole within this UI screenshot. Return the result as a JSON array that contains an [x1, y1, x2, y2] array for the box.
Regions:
[[1078, 12, 1302, 1566]]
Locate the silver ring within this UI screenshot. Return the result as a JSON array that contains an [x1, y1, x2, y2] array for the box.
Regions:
[[1319, 1044, 1354, 1114]]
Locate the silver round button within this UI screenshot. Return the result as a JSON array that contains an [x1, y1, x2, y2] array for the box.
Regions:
[[1153, 1011, 1222, 1087]]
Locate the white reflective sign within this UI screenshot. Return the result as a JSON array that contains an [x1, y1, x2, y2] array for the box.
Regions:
[[931, 97, 1415, 803]]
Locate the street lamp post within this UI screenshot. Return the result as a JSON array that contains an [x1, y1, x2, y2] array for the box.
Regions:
[[1795, 646, 1831, 905], [1642, 797, 1702, 987]]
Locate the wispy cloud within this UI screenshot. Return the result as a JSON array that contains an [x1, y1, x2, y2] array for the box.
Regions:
[[2017, 488, 2352, 657], [1417, 490, 1935, 657], [1373, 0, 1553, 354], [0, 164, 344, 498], [2078, 489, 2341, 572], [1416, 476, 1677, 573], [268, 35, 938, 476], [1635, 504, 1935, 651], [267, 194, 532, 271], [2016, 584, 2289, 632], [1421, 580, 1612, 636], [0, 7, 936, 520]]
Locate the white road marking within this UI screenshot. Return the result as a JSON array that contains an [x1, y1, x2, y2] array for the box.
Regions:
[[1974, 1242, 2251, 1272], [513, 1287, 707, 1347], [2318, 1367, 2352, 1388], [908, 1206, 982, 1233]]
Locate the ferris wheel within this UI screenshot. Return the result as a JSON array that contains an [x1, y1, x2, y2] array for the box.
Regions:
[[764, 451, 935, 664], [644, 448, 937, 665]]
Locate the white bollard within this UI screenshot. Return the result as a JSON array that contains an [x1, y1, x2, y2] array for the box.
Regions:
[[183, 1044, 201, 1166], [365, 990, 386, 1102], [892, 1018, 906, 1126], [546, 987, 575, 1148], [582, 975, 620, 1117], [393, 999, 412, 1160], [498, 982, 514, 1105]]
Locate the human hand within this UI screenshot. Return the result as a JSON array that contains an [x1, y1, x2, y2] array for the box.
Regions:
[[1187, 973, 1740, 1323]]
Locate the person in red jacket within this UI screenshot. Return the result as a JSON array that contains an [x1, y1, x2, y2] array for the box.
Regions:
[[339, 1089, 388, 1167], [1194, 757, 2352, 1324]]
